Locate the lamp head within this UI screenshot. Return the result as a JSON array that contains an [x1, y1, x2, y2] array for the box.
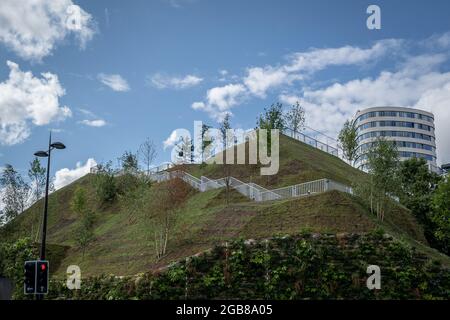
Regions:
[[34, 151, 49, 157], [51, 142, 66, 150]]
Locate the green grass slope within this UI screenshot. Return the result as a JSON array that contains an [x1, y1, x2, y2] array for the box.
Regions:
[[181, 133, 366, 188], [1, 134, 448, 278]]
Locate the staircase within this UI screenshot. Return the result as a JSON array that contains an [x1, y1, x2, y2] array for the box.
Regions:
[[91, 162, 352, 202], [147, 169, 352, 202]]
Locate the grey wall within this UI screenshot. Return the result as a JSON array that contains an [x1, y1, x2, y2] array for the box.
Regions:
[[0, 277, 14, 300]]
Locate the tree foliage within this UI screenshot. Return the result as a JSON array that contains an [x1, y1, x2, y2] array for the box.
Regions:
[[175, 136, 194, 164], [147, 178, 191, 259], [119, 151, 138, 173], [0, 164, 30, 224], [93, 161, 117, 204], [46, 234, 450, 300], [355, 138, 399, 221], [138, 138, 157, 175], [71, 187, 95, 256], [201, 123, 213, 162], [284, 101, 305, 134], [397, 158, 440, 225], [28, 158, 46, 204], [218, 114, 234, 203], [256, 102, 285, 131], [395, 158, 449, 255], [0, 237, 37, 299], [338, 119, 359, 165], [431, 178, 450, 255]]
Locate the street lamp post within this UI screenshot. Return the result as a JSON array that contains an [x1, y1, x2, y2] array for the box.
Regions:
[[34, 132, 65, 299]]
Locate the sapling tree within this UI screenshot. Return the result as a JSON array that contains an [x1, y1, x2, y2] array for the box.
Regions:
[[356, 137, 399, 221], [148, 178, 191, 259], [138, 138, 157, 176], [0, 164, 30, 223], [338, 119, 359, 165], [28, 157, 46, 239], [71, 186, 95, 258], [220, 114, 233, 205], [119, 150, 139, 173], [256, 102, 286, 131], [284, 101, 305, 135], [431, 177, 450, 255]]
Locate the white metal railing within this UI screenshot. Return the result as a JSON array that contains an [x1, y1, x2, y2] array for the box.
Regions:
[[149, 162, 174, 173], [200, 176, 223, 192], [90, 159, 353, 203], [328, 179, 353, 194], [282, 127, 341, 159], [259, 178, 353, 202]]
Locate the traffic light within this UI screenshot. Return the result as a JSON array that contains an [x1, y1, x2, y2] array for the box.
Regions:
[[24, 261, 36, 294], [23, 260, 49, 295], [36, 260, 49, 294]]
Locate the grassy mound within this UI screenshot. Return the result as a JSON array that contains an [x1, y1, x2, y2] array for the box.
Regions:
[[1, 134, 446, 278]]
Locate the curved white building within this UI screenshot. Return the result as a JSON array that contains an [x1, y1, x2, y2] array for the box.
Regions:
[[354, 106, 438, 171]]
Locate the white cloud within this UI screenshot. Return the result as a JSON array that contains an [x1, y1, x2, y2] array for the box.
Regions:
[[164, 0, 198, 9], [414, 83, 450, 164], [149, 73, 203, 89], [191, 83, 246, 120], [78, 108, 107, 127], [163, 130, 181, 150], [206, 84, 246, 111], [0, 61, 71, 145], [54, 158, 97, 190], [285, 39, 401, 74], [243, 66, 299, 98], [78, 108, 95, 117], [192, 40, 400, 121], [0, 0, 95, 61], [80, 119, 106, 127], [280, 54, 450, 164], [98, 73, 130, 92]]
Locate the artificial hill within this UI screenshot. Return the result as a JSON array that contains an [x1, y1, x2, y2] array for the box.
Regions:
[[1, 133, 449, 284]]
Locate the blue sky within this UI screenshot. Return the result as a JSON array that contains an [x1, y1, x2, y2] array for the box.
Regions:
[[1, 0, 450, 188]]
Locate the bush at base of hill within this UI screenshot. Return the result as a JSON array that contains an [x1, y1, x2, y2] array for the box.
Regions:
[[46, 231, 450, 300]]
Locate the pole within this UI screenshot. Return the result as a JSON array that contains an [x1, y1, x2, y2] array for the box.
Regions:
[[37, 132, 51, 300], [40, 132, 51, 261]]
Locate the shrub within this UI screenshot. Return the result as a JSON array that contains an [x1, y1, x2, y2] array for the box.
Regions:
[[93, 162, 117, 204]]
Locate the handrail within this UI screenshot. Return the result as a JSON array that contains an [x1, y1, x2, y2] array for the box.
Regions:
[[145, 169, 350, 202]]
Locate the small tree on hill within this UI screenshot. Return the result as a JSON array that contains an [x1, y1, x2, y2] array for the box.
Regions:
[[355, 138, 399, 221], [138, 138, 157, 176], [338, 119, 359, 165], [431, 177, 450, 255], [0, 164, 29, 223], [201, 123, 213, 162], [175, 136, 194, 164], [149, 178, 191, 259], [93, 161, 117, 204], [71, 187, 95, 257], [219, 114, 233, 204], [119, 151, 138, 173], [397, 158, 441, 243], [284, 101, 305, 135], [28, 158, 46, 239], [256, 102, 285, 131], [28, 158, 46, 204]]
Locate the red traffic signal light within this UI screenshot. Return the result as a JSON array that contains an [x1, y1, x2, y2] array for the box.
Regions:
[[24, 260, 49, 295], [36, 261, 49, 294]]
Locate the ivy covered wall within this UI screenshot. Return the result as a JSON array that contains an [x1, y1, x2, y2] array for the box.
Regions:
[[47, 231, 450, 300]]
